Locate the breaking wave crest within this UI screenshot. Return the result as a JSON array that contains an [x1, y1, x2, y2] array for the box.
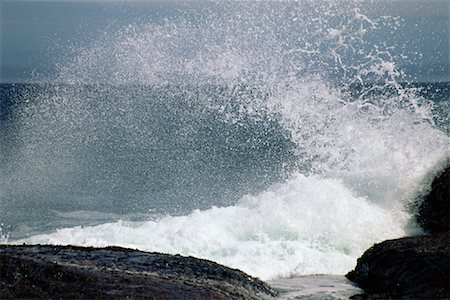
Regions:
[[3, 1, 449, 280]]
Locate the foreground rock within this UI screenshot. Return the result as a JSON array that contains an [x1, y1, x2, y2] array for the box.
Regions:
[[416, 163, 450, 233], [347, 160, 450, 298], [0, 244, 277, 299], [346, 232, 450, 299]]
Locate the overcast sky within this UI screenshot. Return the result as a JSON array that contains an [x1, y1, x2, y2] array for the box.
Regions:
[[0, 0, 449, 83]]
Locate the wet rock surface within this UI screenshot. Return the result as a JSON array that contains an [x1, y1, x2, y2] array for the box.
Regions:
[[346, 232, 450, 299], [416, 164, 450, 233], [0, 244, 277, 299], [347, 163, 450, 299]]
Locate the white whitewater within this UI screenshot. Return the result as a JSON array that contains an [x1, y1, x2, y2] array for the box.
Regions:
[[7, 1, 450, 281]]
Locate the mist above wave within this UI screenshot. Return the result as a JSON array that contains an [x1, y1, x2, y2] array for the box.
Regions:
[[2, 0, 449, 278]]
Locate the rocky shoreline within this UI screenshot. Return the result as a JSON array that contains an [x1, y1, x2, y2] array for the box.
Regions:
[[0, 244, 277, 299], [346, 161, 450, 299]]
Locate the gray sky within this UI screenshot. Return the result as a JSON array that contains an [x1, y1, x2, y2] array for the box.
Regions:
[[1, 1, 179, 82], [0, 0, 449, 83]]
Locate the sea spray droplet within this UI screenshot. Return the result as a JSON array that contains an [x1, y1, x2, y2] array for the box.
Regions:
[[3, 1, 449, 280]]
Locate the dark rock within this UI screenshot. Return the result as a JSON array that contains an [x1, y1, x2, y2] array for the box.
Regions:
[[346, 232, 450, 299], [0, 244, 277, 299], [416, 163, 450, 233]]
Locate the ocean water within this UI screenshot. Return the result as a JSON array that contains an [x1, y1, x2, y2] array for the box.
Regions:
[[1, 1, 449, 282]]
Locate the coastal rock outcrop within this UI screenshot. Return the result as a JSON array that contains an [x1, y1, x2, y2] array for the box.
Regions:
[[346, 232, 450, 299], [0, 244, 277, 299], [347, 163, 450, 299], [416, 163, 450, 233]]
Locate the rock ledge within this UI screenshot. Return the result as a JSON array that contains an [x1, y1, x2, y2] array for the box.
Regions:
[[346, 233, 450, 299], [0, 244, 277, 299]]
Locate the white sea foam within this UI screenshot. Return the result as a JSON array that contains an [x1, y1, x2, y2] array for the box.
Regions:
[[18, 173, 406, 280]]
